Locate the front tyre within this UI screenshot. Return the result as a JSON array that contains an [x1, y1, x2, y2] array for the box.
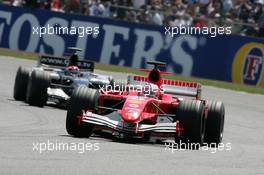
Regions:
[[204, 101, 225, 146], [66, 86, 99, 137], [26, 70, 50, 107], [176, 100, 206, 148], [13, 66, 30, 101]]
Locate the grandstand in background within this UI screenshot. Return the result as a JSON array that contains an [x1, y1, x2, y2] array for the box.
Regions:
[[1, 0, 264, 38]]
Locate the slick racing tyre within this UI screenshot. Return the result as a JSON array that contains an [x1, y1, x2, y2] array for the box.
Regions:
[[13, 66, 30, 101], [204, 101, 225, 146], [66, 86, 99, 137], [176, 100, 206, 148], [26, 70, 50, 107]]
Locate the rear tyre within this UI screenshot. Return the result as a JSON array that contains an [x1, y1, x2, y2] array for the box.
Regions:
[[204, 101, 225, 146], [13, 66, 30, 101], [26, 70, 50, 107], [176, 100, 206, 149], [66, 86, 99, 137]]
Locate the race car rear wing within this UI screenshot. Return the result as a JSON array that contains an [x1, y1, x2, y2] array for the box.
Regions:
[[128, 75, 202, 99], [38, 55, 94, 72]]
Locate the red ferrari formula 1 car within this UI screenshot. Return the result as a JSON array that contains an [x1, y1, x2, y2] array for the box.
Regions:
[[66, 61, 225, 146]]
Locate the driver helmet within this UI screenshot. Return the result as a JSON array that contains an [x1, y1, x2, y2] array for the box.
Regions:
[[66, 66, 80, 75]]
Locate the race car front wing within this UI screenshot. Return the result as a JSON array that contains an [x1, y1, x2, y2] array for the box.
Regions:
[[79, 111, 178, 134]]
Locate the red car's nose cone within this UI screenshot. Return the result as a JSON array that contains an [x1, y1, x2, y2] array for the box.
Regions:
[[121, 109, 140, 123], [121, 96, 150, 122]]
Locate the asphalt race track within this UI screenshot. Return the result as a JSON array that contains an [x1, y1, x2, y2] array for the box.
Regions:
[[0, 56, 264, 175]]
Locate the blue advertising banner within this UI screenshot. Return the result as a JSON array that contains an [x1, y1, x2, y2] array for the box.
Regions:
[[0, 5, 264, 87]]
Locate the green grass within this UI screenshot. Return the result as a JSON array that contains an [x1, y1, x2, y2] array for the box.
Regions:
[[1, 48, 264, 95], [0, 48, 37, 60]]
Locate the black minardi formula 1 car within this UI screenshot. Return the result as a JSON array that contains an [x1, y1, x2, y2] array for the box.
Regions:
[[13, 47, 113, 108]]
